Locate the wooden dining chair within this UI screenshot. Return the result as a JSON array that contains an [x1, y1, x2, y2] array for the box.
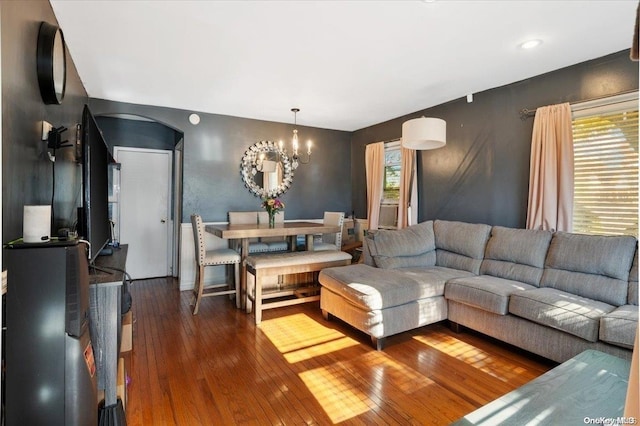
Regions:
[[228, 211, 270, 253], [314, 211, 345, 251], [191, 214, 240, 314]]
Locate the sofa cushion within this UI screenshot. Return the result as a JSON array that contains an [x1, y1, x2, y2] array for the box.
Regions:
[[367, 221, 436, 269], [629, 249, 638, 306], [480, 226, 552, 286], [599, 305, 639, 350], [318, 263, 472, 311], [434, 220, 491, 274], [541, 232, 637, 306], [509, 288, 615, 342], [445, 275, 538, 315]]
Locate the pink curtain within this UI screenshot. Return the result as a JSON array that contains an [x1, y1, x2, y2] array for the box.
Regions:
[[365, 142, 385, 231], [398, 147, 417, 228], [526, 103, 574, 232]]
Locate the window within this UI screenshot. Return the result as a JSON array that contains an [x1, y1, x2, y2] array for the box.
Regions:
[[572, 93, 638, 237], [383, 142, 401, 201]]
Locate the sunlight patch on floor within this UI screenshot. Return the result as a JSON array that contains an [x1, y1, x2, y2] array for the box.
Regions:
[[260, 313, 359, 363], [413, 331, 528, 382], [357, 350, 433, 394], [299, 348, 435, 423], [261, 314, 437, 422], [299, 362, 376, 423], [285, 336, 359, 364]]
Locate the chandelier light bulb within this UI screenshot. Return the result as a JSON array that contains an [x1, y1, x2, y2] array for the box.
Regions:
[[292, 129, 299, 155]]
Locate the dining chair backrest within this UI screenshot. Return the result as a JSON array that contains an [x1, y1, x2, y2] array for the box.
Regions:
[[228, 211, 260, 225], [257, 211, 285, 225], [322, 212, 345, 248], [228, 211, 261, 242], [228, 211, 271, 253], [191, 214, 206, 266]]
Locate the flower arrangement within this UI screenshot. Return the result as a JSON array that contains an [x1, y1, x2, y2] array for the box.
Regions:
[[261, 197, 285, 214], [261, 197, 285, 227]]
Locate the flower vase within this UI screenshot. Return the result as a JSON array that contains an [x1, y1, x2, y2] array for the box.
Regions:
[[268, 212, 275, 228]]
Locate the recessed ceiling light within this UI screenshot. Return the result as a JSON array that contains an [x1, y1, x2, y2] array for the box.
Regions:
[[519, 39, 543, 50]]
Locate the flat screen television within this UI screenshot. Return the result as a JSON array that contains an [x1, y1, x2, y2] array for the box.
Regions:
[[79, 105, 114, 263]]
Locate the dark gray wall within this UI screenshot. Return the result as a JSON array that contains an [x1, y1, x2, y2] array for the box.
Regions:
[[2, 1, 89, 243], [351, 51, 639, 228], [88, 99, 353, 223], [3, 1, 635, 241], [96, 116, 182, 151]]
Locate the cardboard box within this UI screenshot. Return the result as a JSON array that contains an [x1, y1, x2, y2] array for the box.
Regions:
[[342, 218, 369, 247], [117, 357, 126, 411], [121, 310, 132, 353], [342, 218, 356, 245], [355, 218, 367, 241]]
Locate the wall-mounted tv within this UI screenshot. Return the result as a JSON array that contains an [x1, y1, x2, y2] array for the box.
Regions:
[[79, 105, 114, 263]]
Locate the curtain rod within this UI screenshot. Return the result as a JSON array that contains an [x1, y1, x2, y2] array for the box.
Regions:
[[518, 89, 639, 120], [366, 138, 400, 146]]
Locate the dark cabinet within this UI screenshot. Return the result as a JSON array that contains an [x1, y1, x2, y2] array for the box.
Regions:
[[4, 241, 98, 426]]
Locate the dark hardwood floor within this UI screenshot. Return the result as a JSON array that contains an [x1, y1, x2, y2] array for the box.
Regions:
[[121, 277, 555, 425]]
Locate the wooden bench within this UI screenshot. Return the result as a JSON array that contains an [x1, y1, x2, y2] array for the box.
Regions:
[[245, 250, 352, 324]]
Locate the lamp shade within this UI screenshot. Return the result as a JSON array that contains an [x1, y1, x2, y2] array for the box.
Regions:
[[401, 117, 446, 150]]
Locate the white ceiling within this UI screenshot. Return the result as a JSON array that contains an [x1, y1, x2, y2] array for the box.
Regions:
[[50, 0, 638, 132]]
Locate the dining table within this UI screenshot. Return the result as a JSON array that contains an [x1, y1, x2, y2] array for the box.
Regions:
[[205, 221, 341, 308]]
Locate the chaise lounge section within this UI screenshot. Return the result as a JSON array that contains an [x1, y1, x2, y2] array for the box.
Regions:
[[319, 220, 491, 350], [318, 219, 638, 362]]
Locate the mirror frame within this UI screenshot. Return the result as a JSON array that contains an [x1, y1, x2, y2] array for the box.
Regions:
[[241, 140, 294, 198], [36, 22, 67, 105]]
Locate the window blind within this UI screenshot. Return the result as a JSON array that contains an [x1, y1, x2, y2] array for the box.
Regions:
[[572, 107, 638, 237]]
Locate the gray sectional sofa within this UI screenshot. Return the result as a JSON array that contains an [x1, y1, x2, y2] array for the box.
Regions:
[[318, 220, 638, 362]]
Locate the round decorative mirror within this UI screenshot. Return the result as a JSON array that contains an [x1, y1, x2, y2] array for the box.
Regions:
[[36, 22, 67, 105], [241, 140, 294, 198]]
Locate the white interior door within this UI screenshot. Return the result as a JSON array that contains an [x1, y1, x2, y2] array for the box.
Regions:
[[115, 147, 172, 279]]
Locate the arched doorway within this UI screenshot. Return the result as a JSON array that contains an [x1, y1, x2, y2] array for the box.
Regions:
[[95, 114, 184, 279]]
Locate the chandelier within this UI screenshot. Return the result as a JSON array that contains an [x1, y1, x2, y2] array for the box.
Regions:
[[279, 108, 311, 169]]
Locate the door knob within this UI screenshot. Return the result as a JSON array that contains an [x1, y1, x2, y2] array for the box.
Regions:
[[161, 219, 166, 223]]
